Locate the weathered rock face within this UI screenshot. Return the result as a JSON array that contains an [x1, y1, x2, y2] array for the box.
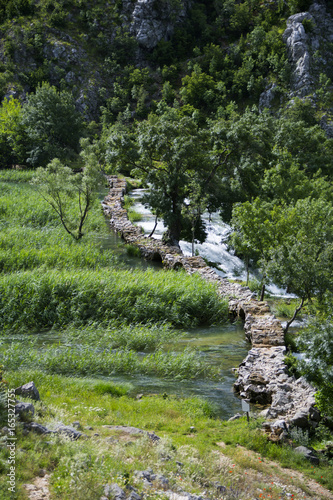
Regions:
[[283, 1, 333, 96], [283, 12, 314, 96], [123, 0, 191, 50], [259, 83, 279, 112], [234, 347, 317, 425]]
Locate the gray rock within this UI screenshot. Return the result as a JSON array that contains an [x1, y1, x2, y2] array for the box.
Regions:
[[271, 391, 291, 407], [102, 425, 160, 442], [156, 474, 169, 489], [72, 421, 82, 430], [228, 413, 242, 421], [129, 0, 190, 50], [103, 483, 126, 499], [272, 419, 288, 431], [15, 402, 34, 420], [294, 446, 320, 465], [55, 425, 83, 440], [309, 407, 321, 422], [259, 83, 278, 112], [283, 12, 314, 95], [15, 381, 40, 401], [291, 411, 309, 429], [128, 492, 142, 500], [23, 422, 53, 435]]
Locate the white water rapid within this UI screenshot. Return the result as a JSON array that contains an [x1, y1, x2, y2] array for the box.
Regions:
[[131, 189, 294, 297]]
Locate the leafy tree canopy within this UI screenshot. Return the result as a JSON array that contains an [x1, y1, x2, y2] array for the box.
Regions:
[[21, 82, 84, 168], [106, 108, 231, 246], [31, 147, 103, 240], [297, 318, 333, 419]]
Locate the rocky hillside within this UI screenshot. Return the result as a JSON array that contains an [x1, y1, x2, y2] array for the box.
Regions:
[[0, 0, 332, 123]]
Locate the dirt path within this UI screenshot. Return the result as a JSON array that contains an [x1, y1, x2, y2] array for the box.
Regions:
[[24, 474, 51, 500], [224, 443, 333, 500]]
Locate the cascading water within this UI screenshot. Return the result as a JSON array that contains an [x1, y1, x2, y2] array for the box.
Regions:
[[130, 190, 245, 278], [130, 189, 294, 296]]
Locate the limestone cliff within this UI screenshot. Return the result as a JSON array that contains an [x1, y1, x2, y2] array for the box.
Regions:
[[283, 1, 333, 97]]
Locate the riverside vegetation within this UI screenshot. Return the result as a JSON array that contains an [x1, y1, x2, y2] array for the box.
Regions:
[[0, 0, 333, 497], [1, 171, 333, 500]]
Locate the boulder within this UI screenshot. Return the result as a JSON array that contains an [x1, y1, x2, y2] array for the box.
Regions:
[[23, 422, 53, 435], [228, 413, 242, 421], [290, 411, 309, 429], [15, 381, 40, 401], [294, 446, 319, 465], [55, 424, 83, 440], [15, 402, 34, 420], [103, 483, 126, 499]]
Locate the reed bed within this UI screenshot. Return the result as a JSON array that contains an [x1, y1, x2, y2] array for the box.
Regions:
[[0, 268, 227, 331], [64, 322, 182, 351], [2, 342, 219, 380]]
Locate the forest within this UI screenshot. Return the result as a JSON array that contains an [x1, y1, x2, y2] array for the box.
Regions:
[[0, 0, 333, 498]]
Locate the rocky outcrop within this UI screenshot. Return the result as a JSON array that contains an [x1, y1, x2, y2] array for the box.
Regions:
[[123, 0, 191, 50], [283, 2, 333, 97], [235, 347, 318, 426], [102, 177, 318, 434], [283, 12, 314, 96]]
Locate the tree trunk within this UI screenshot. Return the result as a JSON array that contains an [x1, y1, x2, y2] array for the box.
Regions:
[[246, 256, 249, 286], [284, 297, 305, 336], [148, 215, 158, 238], [191, 226, 195, 256], [260, 283, 265, 302]]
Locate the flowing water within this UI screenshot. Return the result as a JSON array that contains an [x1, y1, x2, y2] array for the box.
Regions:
[[5, 186, 251, 420], [130, 189, 295, 297], [95, 190, 251, 418], [7, 322, 249, 419]]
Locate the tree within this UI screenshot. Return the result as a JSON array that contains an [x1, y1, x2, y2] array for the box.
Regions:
[[106, 109, 230, 247], [230, 198, 282, 297], [296, 319, 333, 419], [260, 148, 333, 205], [267, 198, 333, 333], [31, 152, 103, 240], [21, 82, 84, 168], [0, 96, 27, 168], [231, 197, 333, 331]]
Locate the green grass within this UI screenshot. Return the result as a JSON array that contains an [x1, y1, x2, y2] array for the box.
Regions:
[[0, 173, 228, 332], [127, 208, 143, 222], [0, 226, 117, 272], [63, 322, 183, 351], [0, 169, 35, 183], [2, 341, 218, 380], [0, 268, 227, 331], [2, 370, 333, 500]]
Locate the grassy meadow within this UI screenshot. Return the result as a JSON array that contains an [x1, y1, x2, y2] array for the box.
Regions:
[[1, 170, 333, 499]]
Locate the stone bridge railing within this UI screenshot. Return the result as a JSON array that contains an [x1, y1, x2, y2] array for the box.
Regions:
[[102, 176, 319, 437]]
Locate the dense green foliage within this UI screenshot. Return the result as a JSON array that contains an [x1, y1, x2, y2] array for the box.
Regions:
[[0, 0, 333, 463], [0, 173, 227, 386], [0, 267, 226, 331], [296, 319, 333, 419]]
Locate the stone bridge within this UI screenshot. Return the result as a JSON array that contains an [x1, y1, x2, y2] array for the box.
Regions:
[[102, 176, 319, 436]]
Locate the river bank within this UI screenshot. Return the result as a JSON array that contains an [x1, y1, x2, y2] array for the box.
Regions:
[[102, 176, 319, 437]]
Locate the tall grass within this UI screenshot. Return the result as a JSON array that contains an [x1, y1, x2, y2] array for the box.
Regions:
[[0, 169, 35, 183], [0, 174, 116, 272], [0, 268, 228, 331], [0, 180, 108, 233], [64, 322, 182, 351], [1, 342, 219, 380], [0, 227, 117, 272]]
